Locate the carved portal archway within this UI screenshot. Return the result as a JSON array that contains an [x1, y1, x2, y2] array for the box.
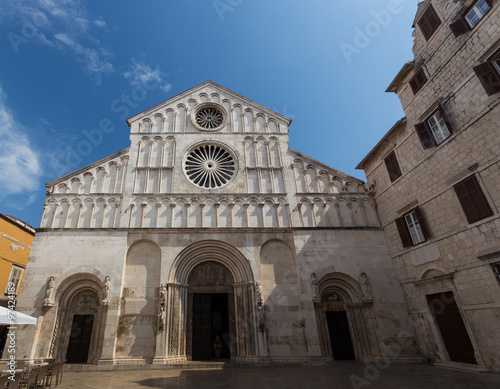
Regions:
[[50, 274, 107, 364], [314, 273, 378, 361], [163, 240, 261, 363]]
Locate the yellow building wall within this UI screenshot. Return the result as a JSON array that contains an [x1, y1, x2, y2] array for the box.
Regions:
[[0, 215, 35, 306]]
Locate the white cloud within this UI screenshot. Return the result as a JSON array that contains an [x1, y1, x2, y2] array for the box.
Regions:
[[94, 19, 106, 28], [0, 87, 42, 198], [1, 0, 113, 82], [55, 32, 113, 75], [124, 60, 172, 92], [161, 83, 173, 93]]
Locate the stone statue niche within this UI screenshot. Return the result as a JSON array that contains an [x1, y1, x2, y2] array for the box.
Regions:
[[311, 272, 319, 298], [43, 276, 56, 307], [102, 276, 111, 305], [359, 272, 373, 301]]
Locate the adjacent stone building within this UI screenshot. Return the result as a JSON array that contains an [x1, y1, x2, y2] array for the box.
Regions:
[[358, 0, 500, 373], [11, 81, 419, 367]]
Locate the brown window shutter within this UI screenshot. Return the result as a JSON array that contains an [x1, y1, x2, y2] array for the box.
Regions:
[[453, 175, 494, 224], [384, 151, 402, 182], [415, 122, 436, 149], [418, 16, 433, 40], [437, 104, 454, 134], [409, 68, 427, 94], [415, 69, 427, 85], [414, 206, 430, 240], [396, 217, 413, 248], [473, 62, 500, 96], [418, 4, 441, 40], [450, 18, 471, 37], [409, 78, 419, 94]]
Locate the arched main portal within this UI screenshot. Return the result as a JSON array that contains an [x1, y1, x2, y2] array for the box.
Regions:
[[164, 240, 260, 363], [314, 273, 378, 361]]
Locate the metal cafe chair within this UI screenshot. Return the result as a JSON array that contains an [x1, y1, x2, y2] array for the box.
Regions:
[[23, 367, 39, 389], [44, 361, 65, 388], [34, 365, 49, 389], [6, 376, 22, 389]]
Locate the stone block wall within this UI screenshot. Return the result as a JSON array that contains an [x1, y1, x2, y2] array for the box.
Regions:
[[360, 0, 500, 372]]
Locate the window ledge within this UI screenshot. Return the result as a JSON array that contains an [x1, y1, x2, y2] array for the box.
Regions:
[[477, 248, 500, 261], [445, 162, 478, 186], [466, 213, 498, 229]]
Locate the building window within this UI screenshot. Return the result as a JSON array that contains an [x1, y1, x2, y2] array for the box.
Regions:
[[418, 4, 441, 41], [450, 0, 492, 36], [473, 51, 500, 96], [395, 207, 430, 248], [466, 0, 491, 27], [384, 151, 402, 182], [409, 68, 428, 94], [5, 265, 24, 296], [453, 175, 494, 224], [414, 105, 453, 149]]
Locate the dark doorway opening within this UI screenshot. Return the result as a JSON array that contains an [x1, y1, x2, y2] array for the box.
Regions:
[[66, 314, 94, 363], [192, 293, 230, 360], [426, 291, 477, 364], [326, 311, 355, 360]]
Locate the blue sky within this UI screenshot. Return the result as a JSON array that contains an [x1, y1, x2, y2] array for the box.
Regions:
[[0, 0, 418, 227]]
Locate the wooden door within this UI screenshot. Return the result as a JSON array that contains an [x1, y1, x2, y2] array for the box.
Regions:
[[192, 294, 212, 360], [326, 311, 355, 360], [426, 292, 477, 364], [66, 314, 94, 363]]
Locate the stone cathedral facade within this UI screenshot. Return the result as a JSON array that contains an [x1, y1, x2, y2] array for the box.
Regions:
[[13, 81, 420, 367]]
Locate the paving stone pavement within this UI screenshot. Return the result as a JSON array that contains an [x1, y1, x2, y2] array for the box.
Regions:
[[55, 363, 500, 389]]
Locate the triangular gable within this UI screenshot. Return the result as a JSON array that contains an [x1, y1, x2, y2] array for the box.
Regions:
[[126, 80, 292, 127]]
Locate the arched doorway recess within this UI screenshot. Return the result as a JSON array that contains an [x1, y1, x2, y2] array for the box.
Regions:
[[165, 240, 261, 363], [50, 275, 106, 364], [314, 273, 378, 361]]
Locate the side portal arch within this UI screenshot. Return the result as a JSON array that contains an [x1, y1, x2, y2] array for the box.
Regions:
[[48, 273, 107, 364], [314, 272, 379, 361]]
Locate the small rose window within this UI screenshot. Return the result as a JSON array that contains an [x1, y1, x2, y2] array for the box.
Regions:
[[191, 103, 226, 131]]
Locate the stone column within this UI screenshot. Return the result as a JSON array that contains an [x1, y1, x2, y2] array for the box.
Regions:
[[243, 204, 249, 227], [322, 202, 330, 227], [228, 203, 234, 228], [169, 204, 176, 228], [214, 203, 220, 227], [165, 283, 188, 362], [199, 203, 205, 228], [153, 284, 168, 364], [233, 282, 260, 362], [273, 204, 280, 227]]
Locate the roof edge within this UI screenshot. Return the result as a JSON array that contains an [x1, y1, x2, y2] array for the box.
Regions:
[[289, 148, 364, 184], [386, 61, 414, 93], [356, 117, 407, 170], [126, 80, 292, 126], [47, 147, 130, 187], [0, 213, 36, 235]]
